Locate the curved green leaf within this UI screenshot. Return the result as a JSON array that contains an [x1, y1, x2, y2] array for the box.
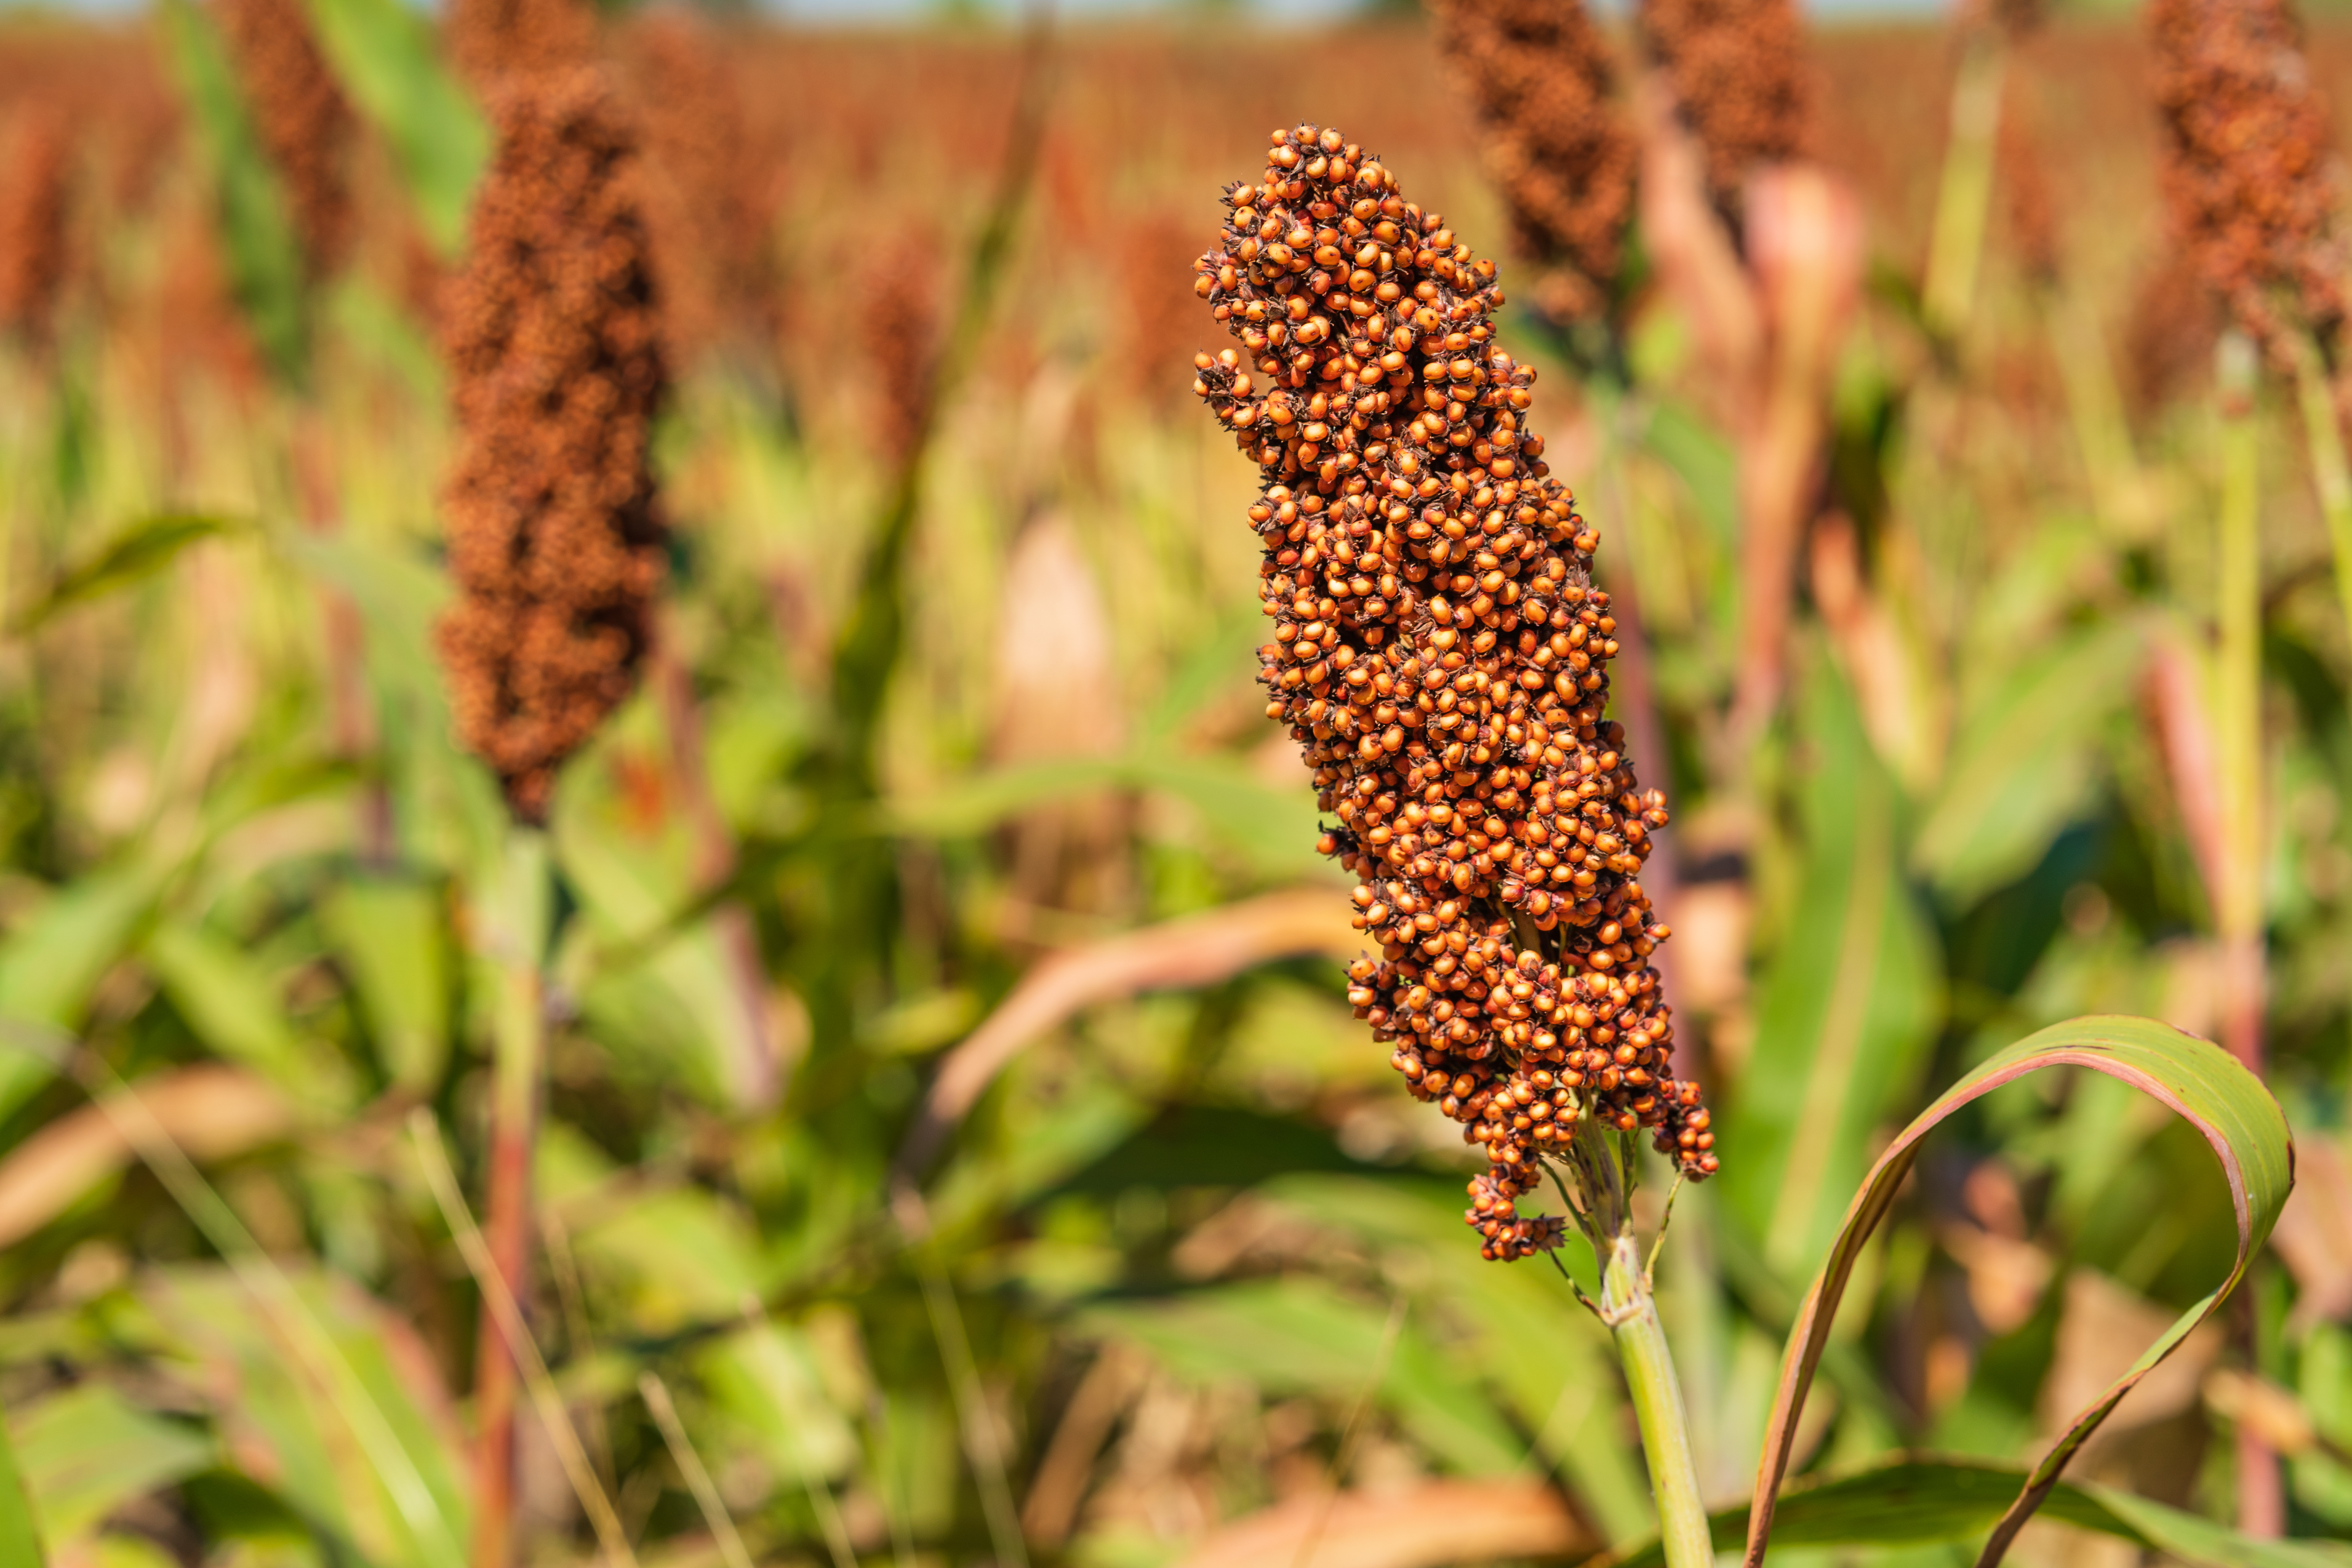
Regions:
[[1744, 1016, 2293, 1567], [297, 0, 488, 256], [1612, 1456, 2352, 1568], [10, 514, 240, 635]]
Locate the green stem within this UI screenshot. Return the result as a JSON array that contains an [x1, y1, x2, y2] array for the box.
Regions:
[[2289, 334, 2352, 649], [1602, 1228, 1714, 1568], [2214, 333, 2263, 1075], [472, 824, 550, 1568], [1920, 29, 2007, 345]]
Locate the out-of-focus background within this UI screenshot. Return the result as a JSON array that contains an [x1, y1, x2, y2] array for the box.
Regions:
[[2, 0, 2352, 1564]]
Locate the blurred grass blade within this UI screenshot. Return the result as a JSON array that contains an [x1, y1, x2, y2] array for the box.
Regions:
[[10, 514, 239, 634], [12, 1385, 213, 1546], [1612, 1455, 2352, 1568], [1744, 1018, 2294, 1568], [1170, 1478, 1588, 1568], [0, 1393, 39, 1568], [894, 889, 1359, 1181], [157, 0, 308, 385], [0, 864, 164, 1123], [321, 877, 452, 1093], [1724, 660, 1940, 1280], [1911, 619, 2142, 906], [298, 0, 487, 256], [0, 1064, 294, 1250], [144, 922, 314, 1096]]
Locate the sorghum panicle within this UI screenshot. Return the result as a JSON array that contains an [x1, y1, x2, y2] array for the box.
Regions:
[[2149, 0, 2347, 362], [0, 103, 69, 350], [214, 0, 356, 279], [1427, 0, 1636, 323], [1191, 126, 1717, 1261], [863, 236, 940, 470], [437, 67, 667, 822], [449, 0, 596, 88], [1639, 0, 1811, 215]]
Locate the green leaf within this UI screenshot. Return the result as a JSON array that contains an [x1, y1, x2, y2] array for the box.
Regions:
[[0, 1392, 44, 1567], [1912, 619, 2142, 906], [695, 1319, 860, 1489], [0, 863, 163, 1122], [1744, 1018, 2294, 1567], [319, 877, 451, 1093], [144, 921, 313, 1095], [1724, 659, 1941, 1280], [10, 514, 240, 634], [158, 0, 308, 385], [1608, 1457, 2352, 1568], [11, 1385, 213, 1546], [1080, 1278, 1523, 1477], [297, 0, 488, 256]]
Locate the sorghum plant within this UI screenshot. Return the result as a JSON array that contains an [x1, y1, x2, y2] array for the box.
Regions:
[[0, 103, 67, 355], [1192, 119, 1716, 1563], [1639, 0, 1810, 220], [1426, 0, 1636, 326], [438, 67, 666, 824], [213, 0, 355, 281]]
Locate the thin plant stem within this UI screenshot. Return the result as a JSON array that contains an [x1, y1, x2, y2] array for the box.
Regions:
[[1289, 1294, 1406, 1568], [2213, 332, 2264, 1075], [59, 1045, 467, 1568], [892, 1188, 1029, 1568], [2289, 332, 2352, 648], [472, 823, 551, 1568], [1600, 1227, 1714, 1568], [409, 1110, 641, 1568], [637, 1373, 757, 1568], [1921, 29, 2007, 345]]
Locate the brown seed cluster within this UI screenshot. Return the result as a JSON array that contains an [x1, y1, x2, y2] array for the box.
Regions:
[[2148, 0, 2347, 363], [0, 102, 69, 351], [1427, 0, 1636, 324], [449, 0, 596, 88], [214, 0, 356, 280], [438, 68, 667, 823], [1191, 126, 1717, 1261], [1639, 0, 1811, 215], [862, 235, 941, 471]]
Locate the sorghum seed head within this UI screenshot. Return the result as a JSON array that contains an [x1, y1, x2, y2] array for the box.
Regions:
[[1639, 0, 1811, 220], [0, 102, 69, 353], [1191, 126, 1718, 1262], [1427, 0, 1636, 325], [213, 0, 356, 281], [2148, 0, 2348, 365], [437, 67, 668, 823]]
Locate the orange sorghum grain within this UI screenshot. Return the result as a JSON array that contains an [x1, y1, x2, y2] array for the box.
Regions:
[[437, 67, 667, 823], [2148, 0, 2347, 364], [0, 103, 69, 350], [1427, 0, 1635, 323], [214, 0, 356, 280], [1640, 0, 1811, 216], [1191, 126, 1716, 1261]]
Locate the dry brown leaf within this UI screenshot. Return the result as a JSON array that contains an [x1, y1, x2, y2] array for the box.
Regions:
[[1171, 1479, 1589, 1568], [2270, 1129, 2352, 1330], [894, 890, 1360, 1179], [0, 1063, 297, 1248]]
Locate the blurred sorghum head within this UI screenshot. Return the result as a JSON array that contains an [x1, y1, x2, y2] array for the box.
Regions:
[[0, 102, 69, 352], [862, 234, 941, 471], [214, 0, 356, 280], [1639, 0, 1811, 216], [2149, 0, 2348, 362], [438, 67, 667, 823], [1191, 126, 1717, 1261], [1427, 0, 1636, 325], [449, 0, 597, 88]]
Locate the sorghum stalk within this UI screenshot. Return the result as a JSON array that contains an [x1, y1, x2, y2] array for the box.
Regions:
[[436, 64, 666, 1568], [1191, 123, 1715, 1559]]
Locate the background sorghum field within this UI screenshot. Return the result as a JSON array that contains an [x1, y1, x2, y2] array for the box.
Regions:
[[4, 6, 2352, 1566]]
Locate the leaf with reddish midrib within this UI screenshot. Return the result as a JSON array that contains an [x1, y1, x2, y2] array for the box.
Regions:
[[1743, 1015, 2293, 1568]]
